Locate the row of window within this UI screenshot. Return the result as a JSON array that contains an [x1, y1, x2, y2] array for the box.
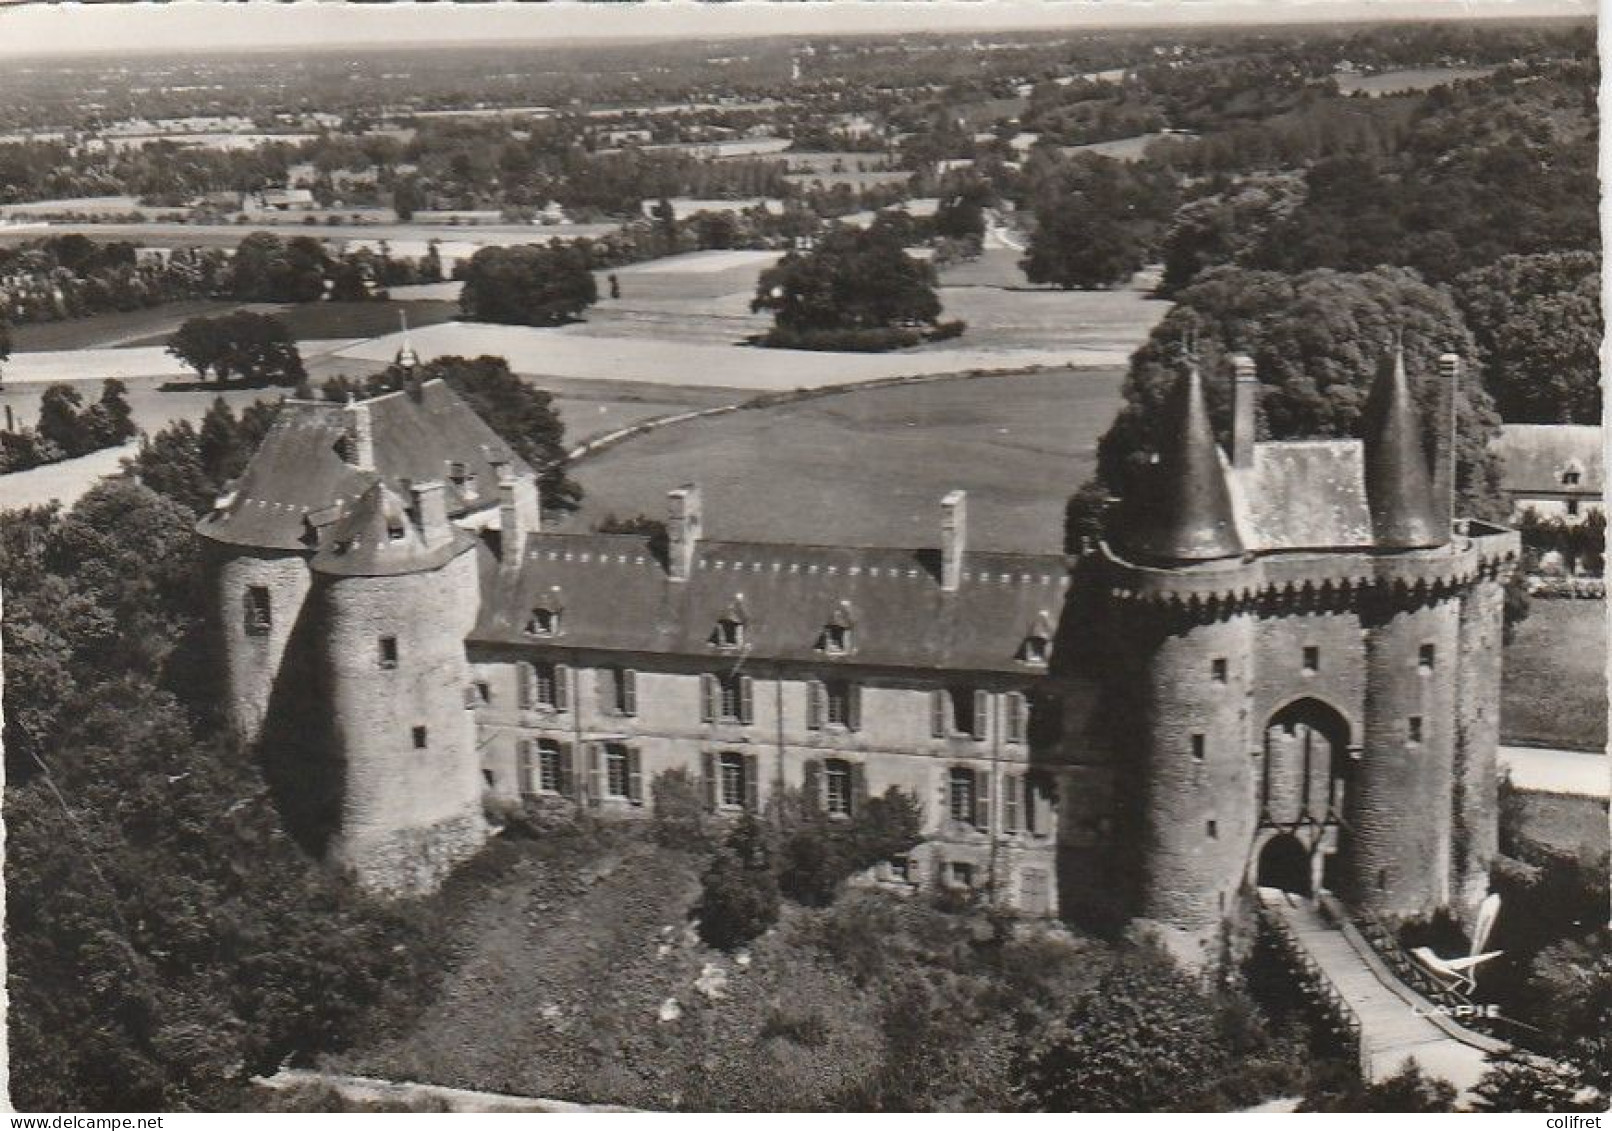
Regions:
[[500, 663, 1036, 742], [1205, 643, 1438, 684], [511, 743, 1055, 835]]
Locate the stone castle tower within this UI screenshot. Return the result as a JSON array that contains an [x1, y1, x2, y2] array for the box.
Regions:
[[198, 373, 530, 893], [1076, 350, 1517, 959]]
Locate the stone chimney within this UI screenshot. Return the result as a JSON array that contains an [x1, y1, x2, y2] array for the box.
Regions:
[[667, 484, 703, 581], [1231, 354, 1258, 470], [411, 480, 452, 550], [941, 490, 967, 592], [344, 400, 375, 471], [1434, 353, 1460, 532], [498, 469, 541, 564]]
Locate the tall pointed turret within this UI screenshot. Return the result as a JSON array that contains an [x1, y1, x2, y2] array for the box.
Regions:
[[1363, 348, 1443, 549], [1123, 365, 1244, 563]]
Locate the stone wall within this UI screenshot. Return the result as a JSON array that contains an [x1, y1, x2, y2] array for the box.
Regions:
[[468, 655, 1060, 913], [215, 546, 312, 741], [321, 548, 486, 895], [1453, 576, 1505, 916], [1346, 592, 1461, 918]]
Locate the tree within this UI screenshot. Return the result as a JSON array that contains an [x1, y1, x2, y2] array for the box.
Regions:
[[1013, 946, 1231, 1111], [934, 179, 992, 242], [1158, 175, 1305, 296], [166, 316, 228, 381], [166, 312, 304, 387], [1454, 252, 1601, 424], [694, 811, 780, 951], [1301, 1061, 1457, 1112], [1019, 153, 1177, 291], [228, 232, 330, 303], [751, 221, 944, 344], [36, 384, 91, 457], [458, 243, 597, 327], [1095, 265, 1506, 522]]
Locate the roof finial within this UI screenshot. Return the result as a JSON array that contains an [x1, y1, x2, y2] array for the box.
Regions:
[[394, 309, 420, 374]]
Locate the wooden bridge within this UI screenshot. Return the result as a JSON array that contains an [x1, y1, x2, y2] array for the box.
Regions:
[[1257, 889, 1506, 1097]]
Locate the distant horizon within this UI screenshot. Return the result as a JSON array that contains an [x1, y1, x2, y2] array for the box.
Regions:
[[0, 0, 1595, 62]]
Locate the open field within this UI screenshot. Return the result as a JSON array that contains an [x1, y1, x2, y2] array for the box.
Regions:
[[1062, 132, 1177, 162], [1333, 66, 1496, 96], [562, 366, 1123, 552], [0, 219, 622, 252], [8, 300, 228, 353], [0, 441, 139, 512], [1500, 598, 1607, 752]]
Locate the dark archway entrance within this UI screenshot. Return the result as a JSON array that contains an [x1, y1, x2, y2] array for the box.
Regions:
[[1261, 698, 1351, 828], [1257, 832, 1312, 895]]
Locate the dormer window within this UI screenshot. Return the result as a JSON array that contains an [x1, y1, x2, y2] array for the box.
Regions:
[[386, 517, 407, 542], [1021, 634, 1050, 666], [526, 606, 560, 637], [818, 602, 855, 655], [713, 614, 745, 649], [1562, 463, 1583, 487], [448, 460, 468, 484], [1020, 611, 1054, 666]]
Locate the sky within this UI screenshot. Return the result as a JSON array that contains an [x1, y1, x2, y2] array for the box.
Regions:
[[0, 0, 1596, 60]]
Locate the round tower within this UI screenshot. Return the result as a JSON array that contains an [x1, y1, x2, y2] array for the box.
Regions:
[[1341, 348, 1459, 918], [211, 544, 314, 741], [313, 481, 487, 895], [1112, 366, 1259, 952]]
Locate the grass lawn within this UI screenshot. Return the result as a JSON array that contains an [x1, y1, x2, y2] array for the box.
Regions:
[[561, 366, 1123, 553], [1500, 598, 1607, 752], [8, 300, 226, 352]]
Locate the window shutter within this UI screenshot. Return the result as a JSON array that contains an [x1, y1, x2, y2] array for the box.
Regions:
[[696, 754, 715, 815], [517, 739, 534, 796], [588, 743, 604, 805], [627, 746, 643, 804], [1003, 773, 1020, 833], [597, 669, 613, 713], [553, 663, 570, 711], [739, 675, 755, 725], [847, 683, 862, 732], [463, 683, 478, 710], [974, 771, 990, 830], [972, 690, 990, 741], [806, 681, 824, 730], [803, 758, 823, 809], [558, 742, 576, 798], [518, 662, 535, 710], [850, 761, 868, 812], [622, 668, 638, 716], [931, 690, 948, 738], [700, 674, 716, 723], [1005, 692, 1026, 744], [743, 752, 760, 811]]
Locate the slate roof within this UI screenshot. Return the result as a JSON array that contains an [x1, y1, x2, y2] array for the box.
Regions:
[[310, 481, 478, 578], [197, 379, 530, 551], [1228, 441, 1374, 552], [1494, 424, 1604, 496], [471, 533, 1071, 675]]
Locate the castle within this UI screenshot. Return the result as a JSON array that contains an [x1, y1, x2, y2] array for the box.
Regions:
[[198, 347, 1518, 960]]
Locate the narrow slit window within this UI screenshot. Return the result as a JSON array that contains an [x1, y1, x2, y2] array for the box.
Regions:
[[1419, 644, 1436, 672], [412, 725, 428, 750], [1211, 657, 1228, 683], [1302, 645, 1320, 674], [378, 635, 399, 669], [1191, 734, 1206, 762], [1408, 716, 1424, 744]]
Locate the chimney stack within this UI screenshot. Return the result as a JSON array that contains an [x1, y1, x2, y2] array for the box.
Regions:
[[1231, 354, 1258, 469], [411, 481, 452, 550], [1434, 353, 1460, 533], [941, 490, 967, 592], [498, 469, 541, 564], [667, 484, 703, 581], [344, 400, 375, 471]]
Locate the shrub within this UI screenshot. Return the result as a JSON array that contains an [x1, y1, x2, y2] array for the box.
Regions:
[[694, 848, 780, 951], [651, 768, 709, 849]]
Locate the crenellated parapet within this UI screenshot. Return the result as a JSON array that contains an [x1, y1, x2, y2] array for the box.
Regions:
[[1097, 523, 1519, 618]]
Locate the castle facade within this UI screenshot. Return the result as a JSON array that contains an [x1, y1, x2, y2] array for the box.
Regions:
[[198, 350, 1517, 958]]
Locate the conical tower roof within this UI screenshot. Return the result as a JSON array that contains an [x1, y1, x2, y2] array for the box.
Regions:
[[1122, 365, 1244, 563], [1363, 349, 1443, 549]]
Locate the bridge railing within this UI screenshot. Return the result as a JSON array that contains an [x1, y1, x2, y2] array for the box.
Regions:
[[1256, 899, 1369, 1078], [1317, 896, 1512, 1043]]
